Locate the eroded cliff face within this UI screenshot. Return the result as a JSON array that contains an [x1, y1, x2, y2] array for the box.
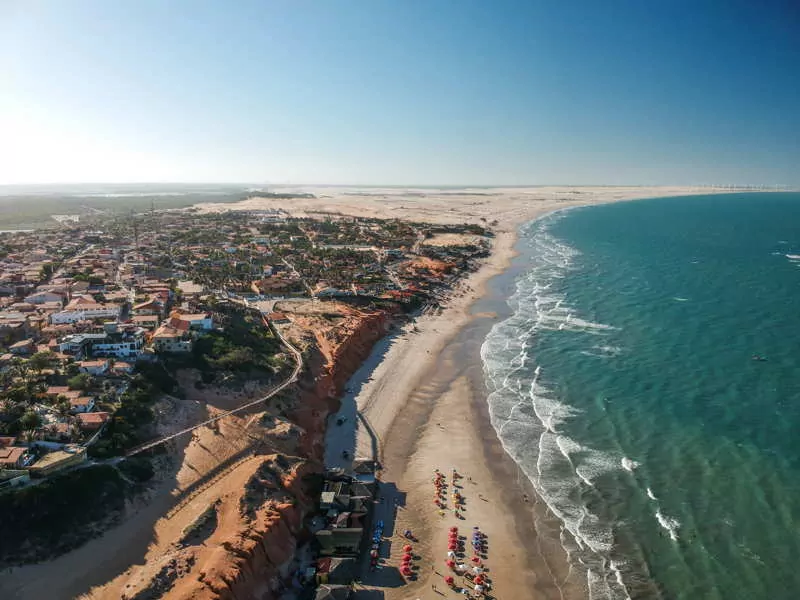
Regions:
[[135, 303, 397, 600], [165, 460, 315, 600], [290, 307, 397, 460]]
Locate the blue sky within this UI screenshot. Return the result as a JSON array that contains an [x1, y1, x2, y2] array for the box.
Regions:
[[1, 0, 798, 185]]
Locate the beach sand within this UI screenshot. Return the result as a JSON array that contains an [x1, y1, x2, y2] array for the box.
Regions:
[[326, 227, 581, 600]]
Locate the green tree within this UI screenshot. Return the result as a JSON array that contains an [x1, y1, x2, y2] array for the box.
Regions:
[[19, 410, 42, 431], [67, 373, 93, 391], [29, 351, 55, 375]]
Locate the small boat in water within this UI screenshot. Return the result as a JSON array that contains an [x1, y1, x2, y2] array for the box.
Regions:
[[752, 354, 767, 362]]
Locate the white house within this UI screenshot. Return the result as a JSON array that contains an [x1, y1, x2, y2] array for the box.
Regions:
[[69, 396, 96, 414], [77, 359, 110, 376], [50, 296, 121, 324], [91, 329, 145, 359], [24, 290, 66, 305]]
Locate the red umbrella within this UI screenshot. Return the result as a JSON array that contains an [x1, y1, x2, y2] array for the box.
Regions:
[[403, 544, 413, 552], [445, 559, 455, 568], [402, 553, 413, 561], [471, 556, 482, 563], [475, 575, 485, 584], [445, 576, 455, 585], [448, 542, 458, 550], [450, 526, 459, 532]]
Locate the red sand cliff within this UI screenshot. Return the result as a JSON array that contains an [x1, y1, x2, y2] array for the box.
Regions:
[[148, 303, 397, 600]]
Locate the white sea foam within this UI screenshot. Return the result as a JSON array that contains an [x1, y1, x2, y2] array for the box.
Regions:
[[786, 254, 800, 260], [655, 510, 680, 541], [621, 457, 639, 472], [482, 210, 633, 599], [673, 296, 689, 302], [609, 560, 633, 600], [646, 487, 657, 501]]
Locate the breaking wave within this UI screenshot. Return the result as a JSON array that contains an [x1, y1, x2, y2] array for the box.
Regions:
[[481, 211, 633, 599]]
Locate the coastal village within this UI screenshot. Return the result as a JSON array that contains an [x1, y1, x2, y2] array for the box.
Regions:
[[0, 205, 494, 600]]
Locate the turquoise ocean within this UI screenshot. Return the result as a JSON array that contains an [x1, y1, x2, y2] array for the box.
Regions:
[[481, 193, 800, 599]]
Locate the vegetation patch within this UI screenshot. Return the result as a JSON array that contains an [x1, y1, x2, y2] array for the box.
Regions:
[[0, 465, 130, 565]]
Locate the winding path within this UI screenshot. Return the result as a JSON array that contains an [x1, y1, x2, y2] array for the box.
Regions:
[[125, 304, 303, 458]]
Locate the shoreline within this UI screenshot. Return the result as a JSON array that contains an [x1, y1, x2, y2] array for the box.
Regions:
[[326, 209, 583, 599]]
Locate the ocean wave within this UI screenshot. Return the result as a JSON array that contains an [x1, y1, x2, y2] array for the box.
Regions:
[[621, 457, 639, 472], [655, 510, 680, 541], [482, 211, 633, 600]]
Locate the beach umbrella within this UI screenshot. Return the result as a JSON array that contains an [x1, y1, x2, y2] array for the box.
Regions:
[[445, 559, 455, 568], [470, 556, 481, 563], [402, 552, 413, 560], [472, 566, 483, 574], [450, 526, 458, 532], [474, 584, 484, 593], [474, 575, 485, 584], [448, 542, 458, 550], [403, 544, 413, 552], [370, 550, 378, 558], [445, 576, 455, 585]]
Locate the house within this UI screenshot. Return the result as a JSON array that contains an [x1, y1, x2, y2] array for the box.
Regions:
[[24, 290, 66, 305], [36, 421, 73, 443], [315, 477, 371, 557], [315, 558, 356, 585], [90, 328, 145, 359], [170, 312, 213, 331], [132, 299, 163, 317], [78, 359, 110, 376], [45, 386, 83, 401], [151, 324, 193, 353], [76, 411, 110, 431], [69, 396, 96, 413], [0, 437, 33, 469], [58, 333, 109, 355], [267, 312, 291, 325], [112, 361, 134, 375], [9, 338, 35, 355], [29, 445, 86, 477], [131, 314, 159, 329], [50, 295, 121, 324]]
